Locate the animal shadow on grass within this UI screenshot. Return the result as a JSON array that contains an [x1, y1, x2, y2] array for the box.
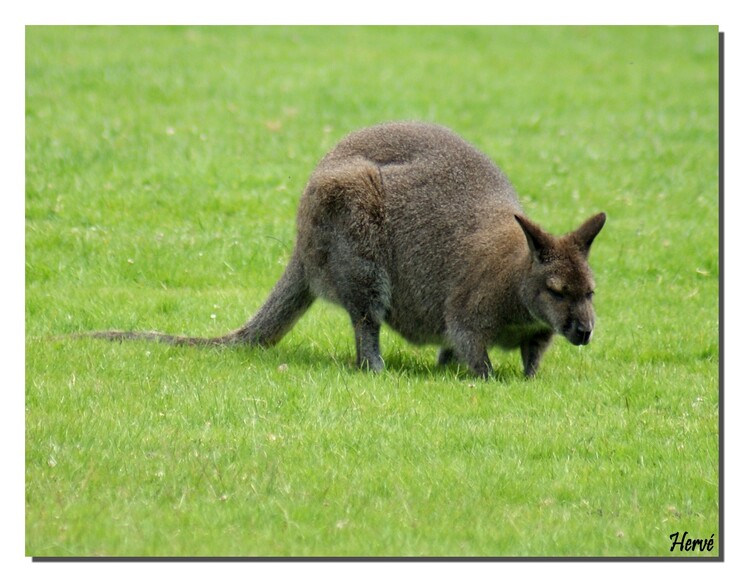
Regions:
[[195, 338, 520, 383]]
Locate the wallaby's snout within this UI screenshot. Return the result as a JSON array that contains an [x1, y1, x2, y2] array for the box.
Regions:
[[567, 318, 594, 346], [561, 295, 597, 346]]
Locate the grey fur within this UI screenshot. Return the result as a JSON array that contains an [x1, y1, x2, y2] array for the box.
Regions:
[[89, 122, 605, 378]]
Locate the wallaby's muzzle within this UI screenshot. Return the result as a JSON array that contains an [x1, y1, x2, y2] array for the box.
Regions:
[[565, 320, 594, 346]]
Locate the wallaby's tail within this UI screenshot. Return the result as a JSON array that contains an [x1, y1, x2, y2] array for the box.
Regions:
[[85, 251, 315, 347]]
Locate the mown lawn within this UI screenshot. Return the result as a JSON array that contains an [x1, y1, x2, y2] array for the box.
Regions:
[[25, 25, 719, 557]]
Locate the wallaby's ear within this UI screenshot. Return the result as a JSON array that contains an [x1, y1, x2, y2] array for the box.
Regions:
[[573, 212, 606, 256], [515, 214, 554, 262]]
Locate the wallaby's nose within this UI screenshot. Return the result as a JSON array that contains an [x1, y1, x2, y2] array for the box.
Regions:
[[576, 324, 593, 345], [566, 319, 594, 346]]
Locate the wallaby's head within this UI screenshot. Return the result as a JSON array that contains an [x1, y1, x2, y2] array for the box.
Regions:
[[515, 212, 606, 346]]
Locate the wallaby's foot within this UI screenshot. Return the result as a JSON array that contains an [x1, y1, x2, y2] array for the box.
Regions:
[[439, 346, 492, 378], [445, 326, 493, 379], [437, 347, 455, 366], [353, 316, 384, 373], [454, 342, 492, 378], [358, 353, 385, 373], [472, 361, 493, 380]]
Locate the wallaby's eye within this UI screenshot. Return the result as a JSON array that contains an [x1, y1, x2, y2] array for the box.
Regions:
[[547, 287, 565, 301], [586, 291, 595, 300]]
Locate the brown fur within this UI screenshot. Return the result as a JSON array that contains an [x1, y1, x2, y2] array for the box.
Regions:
[[88, 122, 605, 378]]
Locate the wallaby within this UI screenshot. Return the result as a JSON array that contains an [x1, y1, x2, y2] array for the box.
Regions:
[[89, 122, 605, 378]]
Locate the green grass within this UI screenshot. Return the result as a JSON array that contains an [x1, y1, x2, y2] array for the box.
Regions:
[[26, 26, 719, 557]]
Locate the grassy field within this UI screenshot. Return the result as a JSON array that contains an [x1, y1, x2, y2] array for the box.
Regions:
[[25, 26, 719, 557]]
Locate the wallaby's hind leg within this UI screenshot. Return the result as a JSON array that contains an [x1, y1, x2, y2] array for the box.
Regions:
[[297, 156, 390, 372], [520, 331, 554, 377], [331, 254, 389, 372]]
